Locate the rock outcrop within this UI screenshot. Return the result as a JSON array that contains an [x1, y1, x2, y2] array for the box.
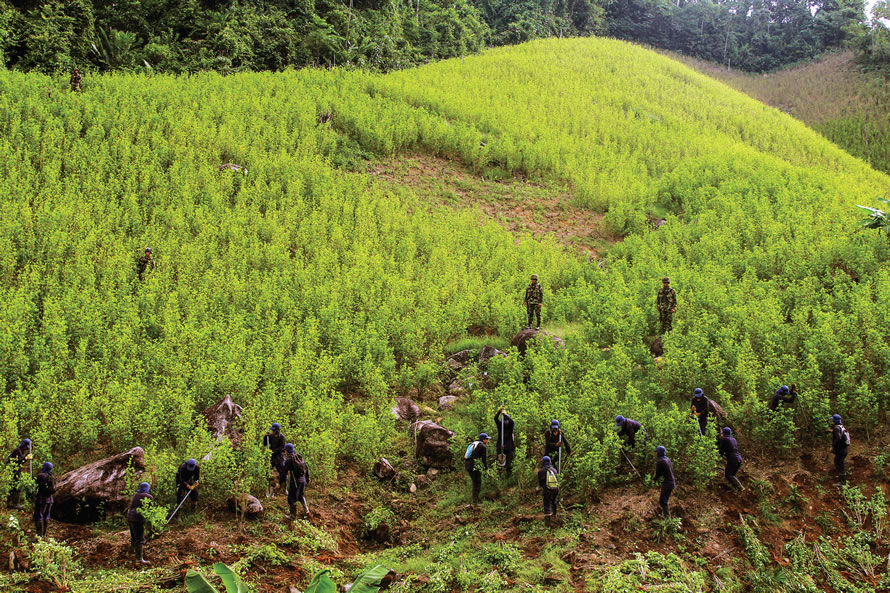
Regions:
[[201, 394, 244, 447], [447, 350, 473, 371], [373, 458, 397, 480], [53, 447, 146, 523], [227, 494, 264, 517], [479, 345, 506, 366], [392, 397, 422, 422], [650, 337, 664, 357], [411, 421, 455, 468], [511, 328, 565, 355], [438, 395, 459, 410]]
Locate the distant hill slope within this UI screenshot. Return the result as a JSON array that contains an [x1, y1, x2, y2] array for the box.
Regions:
[[670, 50, 890, 174], [370, 39, 886, 216]]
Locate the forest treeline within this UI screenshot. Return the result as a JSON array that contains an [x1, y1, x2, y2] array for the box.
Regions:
[[0, 0, 874, 74]]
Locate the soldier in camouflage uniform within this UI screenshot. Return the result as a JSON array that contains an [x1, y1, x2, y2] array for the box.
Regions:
[[137, 247, 155, 280], [656, 276, 677, 334], [70, 68, 83, 92], [524, 274, 543, 329]]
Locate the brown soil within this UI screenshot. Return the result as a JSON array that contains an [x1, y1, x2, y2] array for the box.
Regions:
[[369, 153, 620, 256], [5, 440, 888, 592]]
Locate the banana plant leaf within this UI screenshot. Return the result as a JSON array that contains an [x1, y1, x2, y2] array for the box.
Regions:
[[856, 205, 889, 229], [349, 564, 395, 593], [214, 563, 249, 593], [305, 569, 337, 593], [185, 569, 220, 593]]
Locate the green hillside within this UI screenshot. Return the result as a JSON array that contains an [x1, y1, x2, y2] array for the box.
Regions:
[[1, 38, 890, 592], [672, 50, 890, 175]]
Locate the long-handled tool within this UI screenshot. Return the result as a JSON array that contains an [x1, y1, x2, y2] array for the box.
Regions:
[[28, 441, 32, 478], [621, 449, 645, 484], [165, 488, 191, 525], [558, 432, 562, 474], [264, 433, 274, 498], [497, 405, 507, 467]]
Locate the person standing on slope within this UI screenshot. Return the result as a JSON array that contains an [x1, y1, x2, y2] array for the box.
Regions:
[[718, 427, 744, 491], [6, 438, 32, 510], [524, 274, 543, 330], [537, 456, 560, 527], [127, 483, 154, 565], [616, 415, 643, 448], [544, 420, 571, 465], [494, 405, 516, 477], [653, 446, 676, 518], [136, 247, 155, 280], [283, 443, 311, 520], [33, 462, 56, 538], [768, 384, 798, 411], [830, 414, 850, 479], [656, 276, 677, 334], [464, 433, 490, 506], [175, 458, 200, 513], [691, 388, 710, 436], [70, 68, 83, 92], [263, 423, 287, 491]]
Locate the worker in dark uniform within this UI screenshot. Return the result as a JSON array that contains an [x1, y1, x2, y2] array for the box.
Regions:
[[464, 433, 490, 505], [616, 415, 644, 448], [33, 462, 55, 538], [263, 423, 287, 490], [494, 405, 516, 477], [718, 427, 744, 491], [537, 456, 560, 527], [653, 446, 675, 518], [175, 458, 200, 512], [768, 384, 798, 411], [544, 420, 571, 468], [283, 443, 310, 520], [6, 438, 32, 510], [691, 388, 710, 436], [127, 483, 153, 565], [830, 414, 850, 479]]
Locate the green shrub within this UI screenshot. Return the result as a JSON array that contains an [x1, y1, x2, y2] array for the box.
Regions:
[[30, 538, 81, 590]]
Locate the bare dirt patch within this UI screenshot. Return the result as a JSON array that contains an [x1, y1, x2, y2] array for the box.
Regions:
[[369, 154, 620, 256]]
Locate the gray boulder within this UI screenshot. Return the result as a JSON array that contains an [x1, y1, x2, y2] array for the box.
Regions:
[[201, 394, 244, 447], [227, 494, 264, 517], [510, 328, 565, 355], [412, 421, 455, 468], [373, 458, 397, 480], [438, 395, 459, 410], [447, 379, 466, 397], [393, 397, 422, 422], [53, 447, 146, 523], [650, 337, 664, 357], [447, 350, 473, 371], [479, 346, 506, 366]]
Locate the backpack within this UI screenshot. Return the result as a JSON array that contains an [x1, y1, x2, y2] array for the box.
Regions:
[[545, 467, 559, 489], [294, 453, 308, 474], [842, 427, 851, 446], [465, 441, 480, 459]]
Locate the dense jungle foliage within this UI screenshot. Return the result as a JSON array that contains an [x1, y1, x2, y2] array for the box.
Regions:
[[0, 0, 867, 73], [606, 0, 865, 72], [851, 0, 890, 71], [2, 37, 890, 591]]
